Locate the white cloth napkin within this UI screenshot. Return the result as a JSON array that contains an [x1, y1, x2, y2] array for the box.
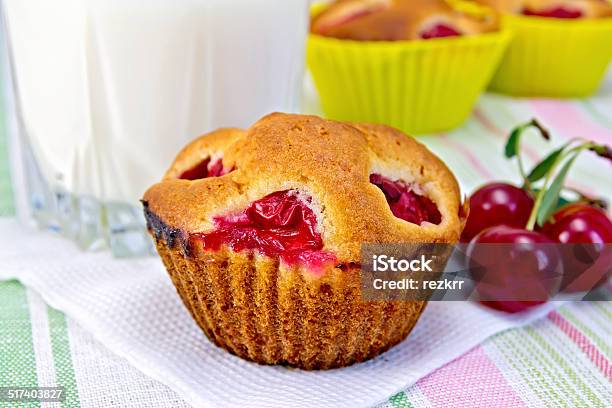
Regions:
[[0, 219, 562, 408]]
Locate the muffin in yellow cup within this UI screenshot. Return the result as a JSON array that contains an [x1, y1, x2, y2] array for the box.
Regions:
[[477, 0, 612, 97], [307, 0, 511, 135]]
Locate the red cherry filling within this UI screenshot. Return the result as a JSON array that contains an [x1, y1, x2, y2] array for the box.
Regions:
[[420, 23, 462, 40], [193, 190, 336, 271], [523, 7, 583, 19], [370, 174, 441, 225], [179, 158, 232, 180]]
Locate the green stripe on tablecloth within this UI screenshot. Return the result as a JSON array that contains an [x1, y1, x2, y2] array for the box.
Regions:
[[525, 326, 603, 407], [560, 307, 611, 358], [581, 304, 612, 336], [490, 342, 553, 408], [492, 331, 570, 408], [48, 307, 80, 408], [0, 280, 39, 408], [388, 391, 414, 408], [0, 77, 15, 217], [593, 302, 612, 322], [519, 328, 583, 408], [514, 330, 579, 407], [544, 314, 612, 399]]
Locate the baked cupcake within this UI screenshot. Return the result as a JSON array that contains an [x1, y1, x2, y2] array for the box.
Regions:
[[143, 113, 466, 369], [307, 0, 511, 134], [476, 0, 612, 96], [311, 0, 501, 40], [478, 0, 612, 18]]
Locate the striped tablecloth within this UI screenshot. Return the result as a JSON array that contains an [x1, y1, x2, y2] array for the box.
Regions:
[[1, 81, 612, 407]]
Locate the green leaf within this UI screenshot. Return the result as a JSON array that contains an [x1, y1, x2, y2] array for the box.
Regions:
[[536, 154, 579, 227], [531, 188, 573, 210], [527, 144, 568, 183], [505, 127, 522, 159]]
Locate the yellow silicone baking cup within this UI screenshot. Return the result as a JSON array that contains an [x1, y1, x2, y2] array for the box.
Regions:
[[489, 15, 612, 97], [307, 31, 511, 135]]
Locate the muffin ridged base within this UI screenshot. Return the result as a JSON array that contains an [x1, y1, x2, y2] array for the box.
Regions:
[[155, 239, 426, 370]]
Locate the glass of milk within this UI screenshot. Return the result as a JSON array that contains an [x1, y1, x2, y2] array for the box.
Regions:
[[2, 0, 309, 256]]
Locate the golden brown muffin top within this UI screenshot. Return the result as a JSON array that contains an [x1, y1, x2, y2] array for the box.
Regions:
[[476, 0, 612, 17], [311, 0, 500, 41], [143, 113, 466, 262]]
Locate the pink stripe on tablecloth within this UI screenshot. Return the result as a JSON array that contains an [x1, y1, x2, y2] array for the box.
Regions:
[[439, 134, 495, 180], [529, 101, 612, 145], [548, 311, 612, 381], [416, 346, 527, 408]]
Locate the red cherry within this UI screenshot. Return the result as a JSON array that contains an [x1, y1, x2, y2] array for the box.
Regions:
[[523, 7, 583, 19], [467, 225, 562, 313], [420, 24, 462, 40], [541, 203, 612, 293], [461, 183, 534, 242]]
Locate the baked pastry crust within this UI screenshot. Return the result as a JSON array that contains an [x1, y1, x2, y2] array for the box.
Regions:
[[143, 113, 466, 369], [477, 0, 612, 17], [311, 0, 500, 41], [144, 113, 465, 262]]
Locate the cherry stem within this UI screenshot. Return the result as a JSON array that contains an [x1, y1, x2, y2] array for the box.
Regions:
[[511, 119, 550, 195], [517, 152, 530, 193], [525, 141, 598, 230]]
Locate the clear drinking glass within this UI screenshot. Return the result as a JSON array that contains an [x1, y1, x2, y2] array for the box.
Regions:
[[2, 0, 309, 256]]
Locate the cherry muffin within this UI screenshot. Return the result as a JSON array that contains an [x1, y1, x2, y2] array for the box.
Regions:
[[477, 0, 612, 18], [311, 0, 500, 41], [476, 0, 612, 96], [143, 113, 466, 369], [307, 0, 510, 134]]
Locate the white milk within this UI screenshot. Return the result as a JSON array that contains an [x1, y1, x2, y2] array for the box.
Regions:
[[2, 0, 308, 254], [3, 0, 308, 204]]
